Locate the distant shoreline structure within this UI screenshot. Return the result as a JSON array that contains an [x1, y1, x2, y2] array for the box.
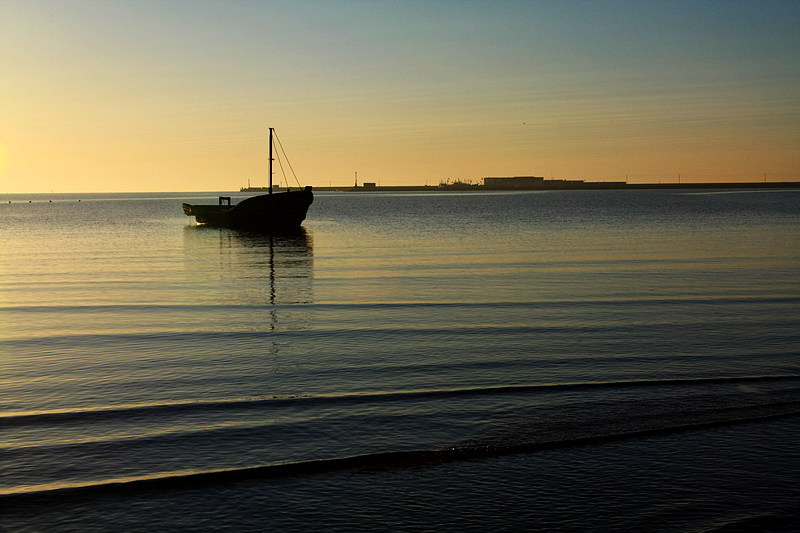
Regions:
[[243, 176, 800, 193]]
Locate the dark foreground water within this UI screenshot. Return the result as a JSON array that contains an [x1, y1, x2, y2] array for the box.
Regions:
[[1, 189, 799, 531]]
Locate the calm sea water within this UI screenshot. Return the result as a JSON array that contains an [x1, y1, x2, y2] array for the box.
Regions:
[[1, 189, 799, 531]]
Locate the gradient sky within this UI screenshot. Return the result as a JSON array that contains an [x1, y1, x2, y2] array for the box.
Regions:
[[2, 0, 799, 193]]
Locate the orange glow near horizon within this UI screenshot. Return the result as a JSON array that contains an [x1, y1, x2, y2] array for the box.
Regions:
[[2, 1, 799, 193]]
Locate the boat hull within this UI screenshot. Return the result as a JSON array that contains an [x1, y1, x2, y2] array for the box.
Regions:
[[183, 187, 313, 230]]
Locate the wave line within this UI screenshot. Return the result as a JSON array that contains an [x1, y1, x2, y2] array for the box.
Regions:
[[2, 374, 799, 428], [2, 407, 798, 505]]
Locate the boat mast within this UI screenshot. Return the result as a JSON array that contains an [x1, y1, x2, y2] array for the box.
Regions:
[[268, 127, 273, 195]]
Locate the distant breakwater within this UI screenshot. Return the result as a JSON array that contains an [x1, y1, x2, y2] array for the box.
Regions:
[[273, 180, 800, 193]]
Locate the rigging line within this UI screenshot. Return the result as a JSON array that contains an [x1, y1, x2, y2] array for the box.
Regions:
[[273, 131, 303, 188], [274, 145, 288, 187], [273, 131, 299, 188]]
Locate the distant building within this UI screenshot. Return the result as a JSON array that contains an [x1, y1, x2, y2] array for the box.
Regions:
[[362, 182, 377, 189], [483, 176, 545, 189]]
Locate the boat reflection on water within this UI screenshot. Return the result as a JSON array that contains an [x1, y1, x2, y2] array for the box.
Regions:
[[182, 226, 313, 312]]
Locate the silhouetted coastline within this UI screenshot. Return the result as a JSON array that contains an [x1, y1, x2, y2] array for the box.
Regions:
[[260, 177, 800, 193]]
